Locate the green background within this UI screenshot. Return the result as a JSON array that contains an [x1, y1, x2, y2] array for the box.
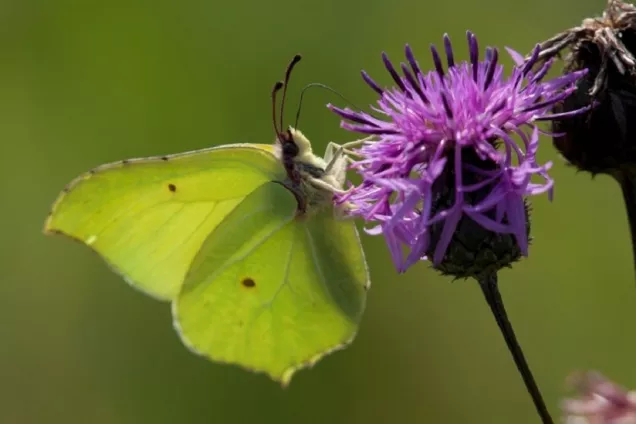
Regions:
[[2, 0, 633, 423]]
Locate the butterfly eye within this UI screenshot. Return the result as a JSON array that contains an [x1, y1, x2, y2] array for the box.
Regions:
[[282, 141, 299, 157]]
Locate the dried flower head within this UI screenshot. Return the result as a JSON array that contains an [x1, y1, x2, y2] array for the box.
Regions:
[[563, 371, 636, 424], [531, 0, 636, 280], [533, 0, 636, 176], [329, 31, 587, 275]]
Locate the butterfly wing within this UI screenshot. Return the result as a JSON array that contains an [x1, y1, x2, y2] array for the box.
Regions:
[[44, 144, 284, 301], [173, 182, 369, 385]]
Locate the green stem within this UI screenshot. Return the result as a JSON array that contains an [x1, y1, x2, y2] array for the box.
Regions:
[[478, 272, 553, 424]]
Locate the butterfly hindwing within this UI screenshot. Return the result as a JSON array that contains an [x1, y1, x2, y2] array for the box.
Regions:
[[173, 181, 369, 385]]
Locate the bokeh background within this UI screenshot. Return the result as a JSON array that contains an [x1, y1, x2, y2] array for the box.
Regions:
[[2, 0, 634, 423]]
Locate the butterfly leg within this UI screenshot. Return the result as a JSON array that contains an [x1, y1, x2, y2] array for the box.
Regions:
[[307, 177, 351, 195], [332, 203, 359, 221], [324, 137, 373, 173]]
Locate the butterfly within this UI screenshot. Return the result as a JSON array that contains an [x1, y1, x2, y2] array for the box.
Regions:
[[43, 55, 370, 385]]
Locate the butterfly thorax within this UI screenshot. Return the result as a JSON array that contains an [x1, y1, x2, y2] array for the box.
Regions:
[[274, 127, 346, 217]]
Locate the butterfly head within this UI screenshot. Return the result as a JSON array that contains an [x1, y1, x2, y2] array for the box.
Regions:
[[269, 55, 351, 216], [275, 125, 327, 180], [271, 55, 326, 180], [282, 127, 317, 163]]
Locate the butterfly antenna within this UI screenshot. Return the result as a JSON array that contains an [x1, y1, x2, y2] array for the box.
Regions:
[[294, 82, 364, 129], [271, 81, 284, 139], [280, 54, 302, 132]]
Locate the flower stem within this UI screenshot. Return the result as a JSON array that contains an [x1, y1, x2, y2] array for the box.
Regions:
[[478, 272, 553, 424], [615, 170, 636, 281]]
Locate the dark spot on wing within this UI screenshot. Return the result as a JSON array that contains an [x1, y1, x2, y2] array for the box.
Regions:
[[161, 156, 169, 161], [241, 278, 256, 288], [122, 159, 130, 165], [168, 183, 177, 192]]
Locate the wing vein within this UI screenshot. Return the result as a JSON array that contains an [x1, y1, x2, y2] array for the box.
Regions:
[[146, 201, 221, 274], [304, 224, 331, 303], [243, 223, 296, 363], [84, 194, 247, 240], [126, 204, 195, 274], [194, 206, 293, 283], [262, 225, 295, 309], [191, 213, 294, 302]]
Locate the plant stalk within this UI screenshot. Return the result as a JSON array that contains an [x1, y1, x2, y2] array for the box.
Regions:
[[615, 170, 636, 281], [478, 272, 553, 424]]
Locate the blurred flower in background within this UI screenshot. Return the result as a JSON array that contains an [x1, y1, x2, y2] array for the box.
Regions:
[[330, 31, 588, 277], [562, 371, 636, 424]]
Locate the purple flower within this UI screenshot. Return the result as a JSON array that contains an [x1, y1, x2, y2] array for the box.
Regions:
[[562, 371, 636, 424], [329, 31, 589, 273]]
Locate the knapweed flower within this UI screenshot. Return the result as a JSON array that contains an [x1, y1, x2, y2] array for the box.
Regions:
[[330, 31, 588, 275], [562, 371, 636, 424]]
